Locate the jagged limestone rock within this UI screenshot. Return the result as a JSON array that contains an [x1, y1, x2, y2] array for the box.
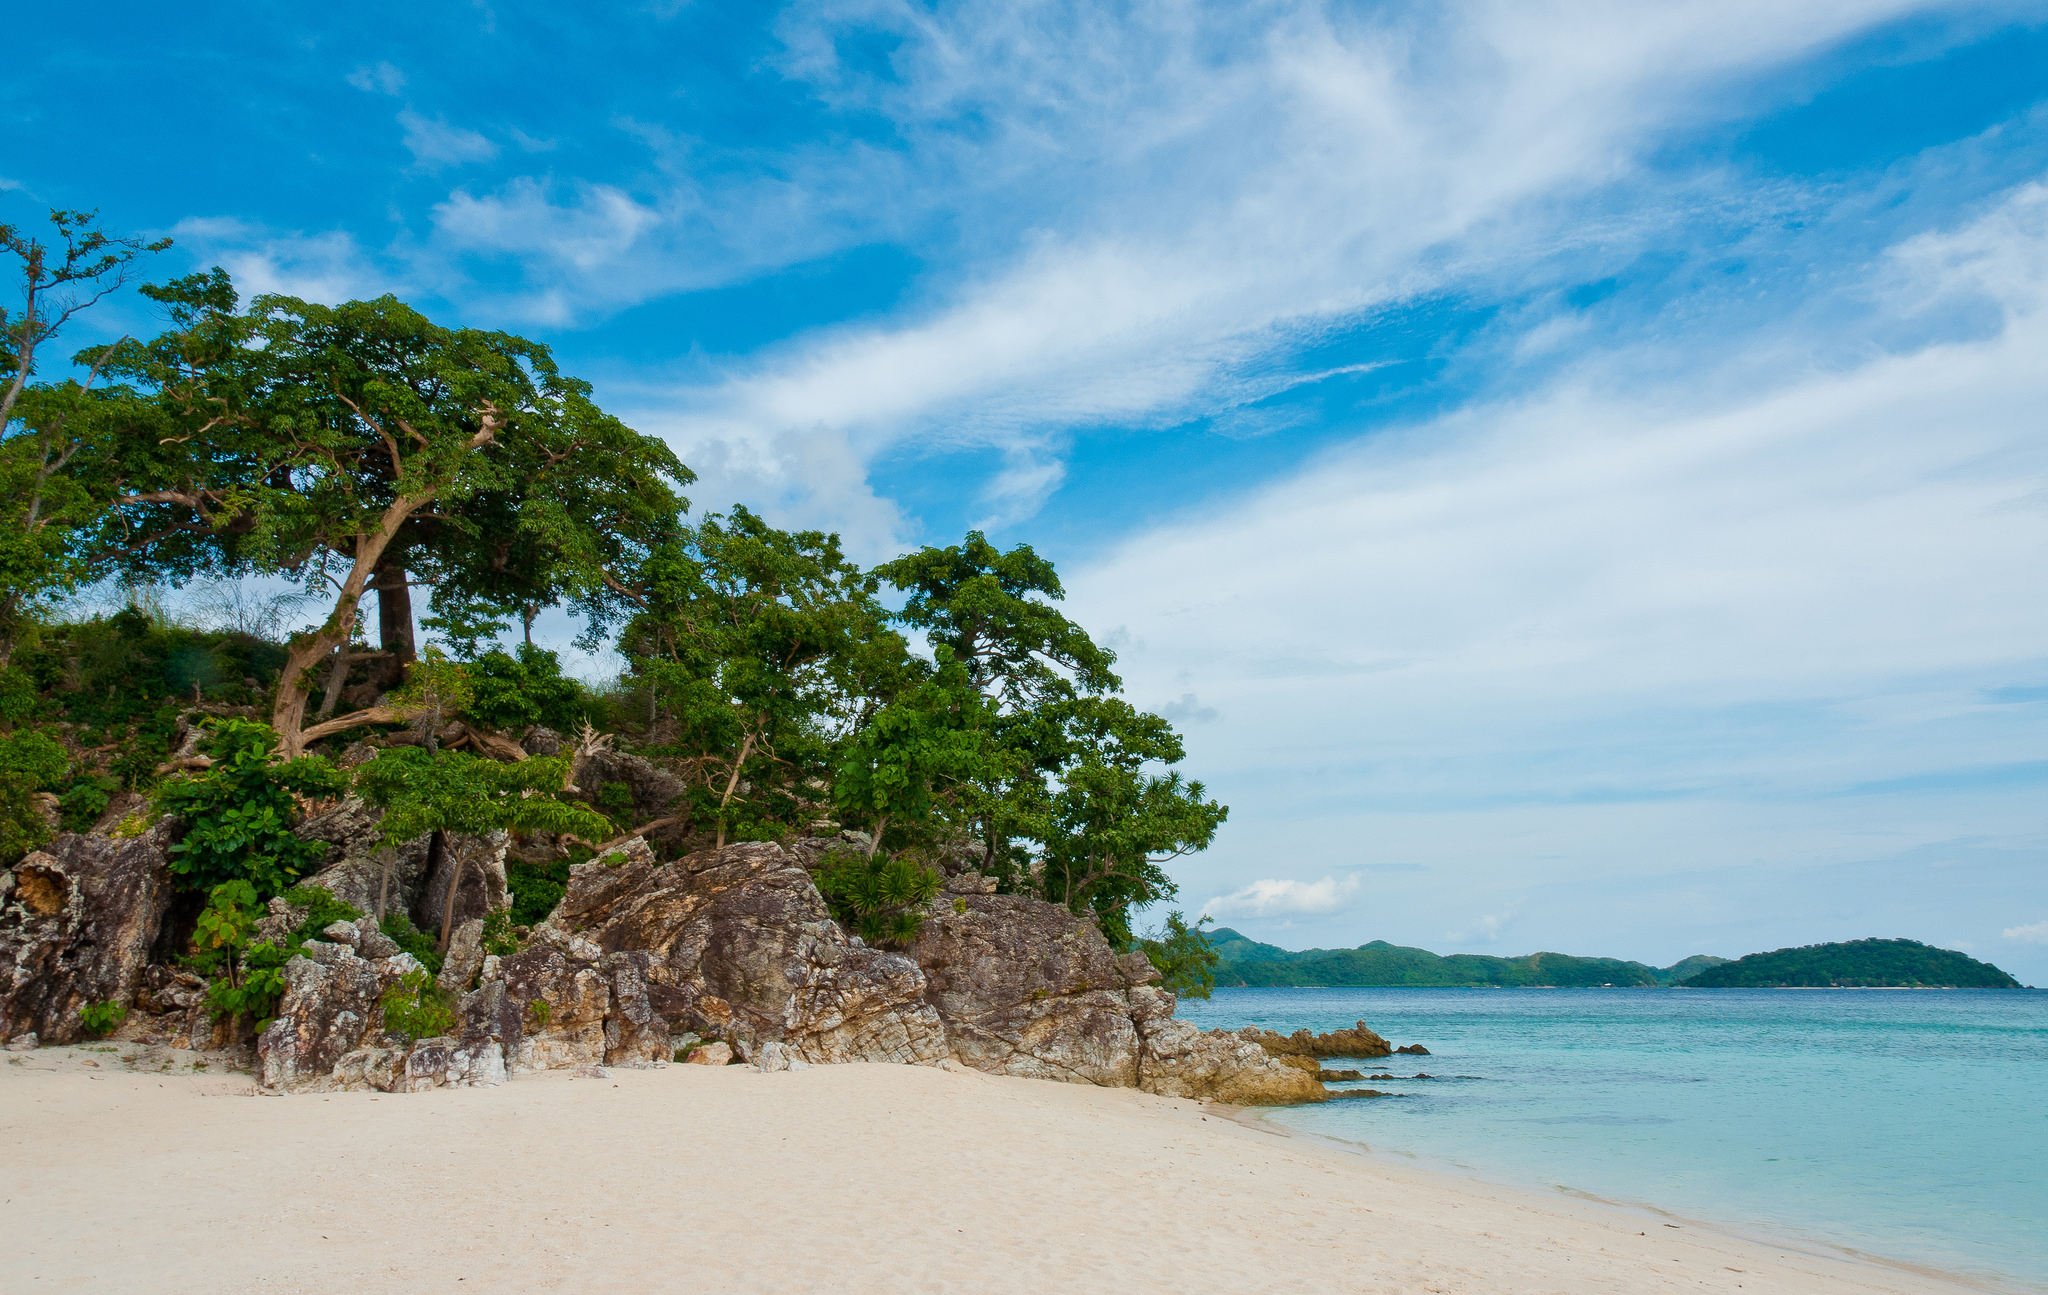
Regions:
[[1238, 1020, 1395, 1059], [413, 830, 510, 936], [0, 820, 180, 1045], [294, 796, 431, 921], [909, 891, 1325, 1105]]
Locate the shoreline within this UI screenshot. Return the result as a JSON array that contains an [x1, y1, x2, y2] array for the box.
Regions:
[[3, 1044, 2022, 1294], [1222, 1102, 2035, 1295]]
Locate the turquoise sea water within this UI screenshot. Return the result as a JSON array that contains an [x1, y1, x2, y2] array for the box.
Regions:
[[1176, 987, 2048, 1289]]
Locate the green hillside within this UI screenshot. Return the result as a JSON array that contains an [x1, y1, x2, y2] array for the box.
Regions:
[[1683, 939, 2021, 988], [1208, 930, 1727, 988]]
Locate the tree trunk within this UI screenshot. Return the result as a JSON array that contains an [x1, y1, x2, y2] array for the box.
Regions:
[[271, 495, 435, 760], [434, 831, 465, 954], [374, 547, 416, 680], [316, 647, 351, 719]]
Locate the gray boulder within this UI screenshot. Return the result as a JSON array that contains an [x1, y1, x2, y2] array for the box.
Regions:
[[531, 839, 948, 1068], [0, 820, 180, 1044], [294, 796, 431, 921], [413, 830, 509, 937], [908, 892, 1325, 1105]]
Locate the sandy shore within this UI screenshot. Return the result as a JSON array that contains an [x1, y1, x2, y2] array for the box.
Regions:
[[0, 1044, 2002, 1294]]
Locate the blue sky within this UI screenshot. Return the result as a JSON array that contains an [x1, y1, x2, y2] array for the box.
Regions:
[[7, 0, 2047, 979]]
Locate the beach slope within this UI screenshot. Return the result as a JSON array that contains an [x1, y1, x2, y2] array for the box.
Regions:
[[0, 1047, 1993, 1294]]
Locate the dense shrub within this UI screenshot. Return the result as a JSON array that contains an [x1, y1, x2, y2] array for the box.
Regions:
[[814, 849, 942, 947], [380, 970, 456, 1042], [157, 720, 345, 897], [0, 727, 69, 862], [465, 643, 589, 733]]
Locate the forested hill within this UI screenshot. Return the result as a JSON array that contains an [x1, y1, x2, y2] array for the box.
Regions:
[[1683, 939, 2022, 988], [1209, 931, 1726, 988]]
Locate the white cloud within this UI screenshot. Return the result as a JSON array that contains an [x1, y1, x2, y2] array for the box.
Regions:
[[399, 110, 499, 171], [1067, 177, 2048, 956], [1448, 903, 1523, 944], [1202, 875, 1362, 920], [625, 0, 2020, 524], [347, 62, 406, 96], [433, 179, 659, 266], [170, 218, 392, 304], [2004, 921, 2048, 944]]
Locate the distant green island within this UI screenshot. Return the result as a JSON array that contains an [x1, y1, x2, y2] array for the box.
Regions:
[[1210, 931, 2024, 989], [1208, 930, 1729, 988], [1682, 938, 2021, 989]]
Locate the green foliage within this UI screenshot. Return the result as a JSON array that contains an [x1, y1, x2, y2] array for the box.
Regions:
[[79, 1000, 127, 1037], [526, 998, 552, 1028], [352, 746, 609, 844], [480, 908, 521, 957], [1685, 939, 2021, 989], [157, 719, 344, 898], [622, 506, 909, 845], [13, 610, 289, 732], [464, 642, 588, 733], [378, 912, 445, 977], [0, 726, 68, 862], [0, 727, 67, 787], [57, 774, 118, 832], [380, 970, 456, 1043], [187, 880, 293, 1029], [1139, 911, 1220, 999], [814, 848, 943, 947], [506, 856, 571, 928], [833, 649, 996, 855], [0, 209, 172, 663]]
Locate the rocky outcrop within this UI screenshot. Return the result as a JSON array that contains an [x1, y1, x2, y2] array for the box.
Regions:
[[907, 892, 1324, 1104], [294, 796, 431, 920], [255, 913, 509, 1093], [256, 838, 949, 1090], [414, 830, 510, 937], [1240, 1020, 1396, 1059], [569, 749, 692, 854], [526, 838, 948, 1068], [0, 820, 180, 1045]]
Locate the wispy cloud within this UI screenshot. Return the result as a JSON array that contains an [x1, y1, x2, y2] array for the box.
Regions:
[[2005, 920, 2048, 944], [1071, 176, 2048, 956], [346, 61, 406, 96], [1202, 875, 1362, 920], [623, 0, 2006, 526], [399, 110, 499, 171], [169, 218, 392, 305]]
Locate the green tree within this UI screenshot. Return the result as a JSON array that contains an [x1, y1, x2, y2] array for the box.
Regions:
[[1139, 911, 1221, 999], [352, 746, 609, 949], [876, 535, 1225, 942], [0, 209, 169, 665], [620, 507, 910, 846], [81, 279, 689, 757], [832, 648, 996, 857]]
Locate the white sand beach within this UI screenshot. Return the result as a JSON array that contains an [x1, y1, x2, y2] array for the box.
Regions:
[[1, 1046, 1996, 1294]]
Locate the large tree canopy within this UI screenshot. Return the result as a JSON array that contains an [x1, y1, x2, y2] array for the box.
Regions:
[[78, 275, 690, 755]]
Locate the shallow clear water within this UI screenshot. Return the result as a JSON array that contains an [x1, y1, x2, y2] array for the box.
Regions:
[[1176, 987, 2048, 1289]]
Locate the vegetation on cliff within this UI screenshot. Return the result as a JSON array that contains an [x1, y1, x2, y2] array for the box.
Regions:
[[1209, 930, 1726, 987], [0, 207, 1225, 965], [1683, 939, 2020, 988]]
